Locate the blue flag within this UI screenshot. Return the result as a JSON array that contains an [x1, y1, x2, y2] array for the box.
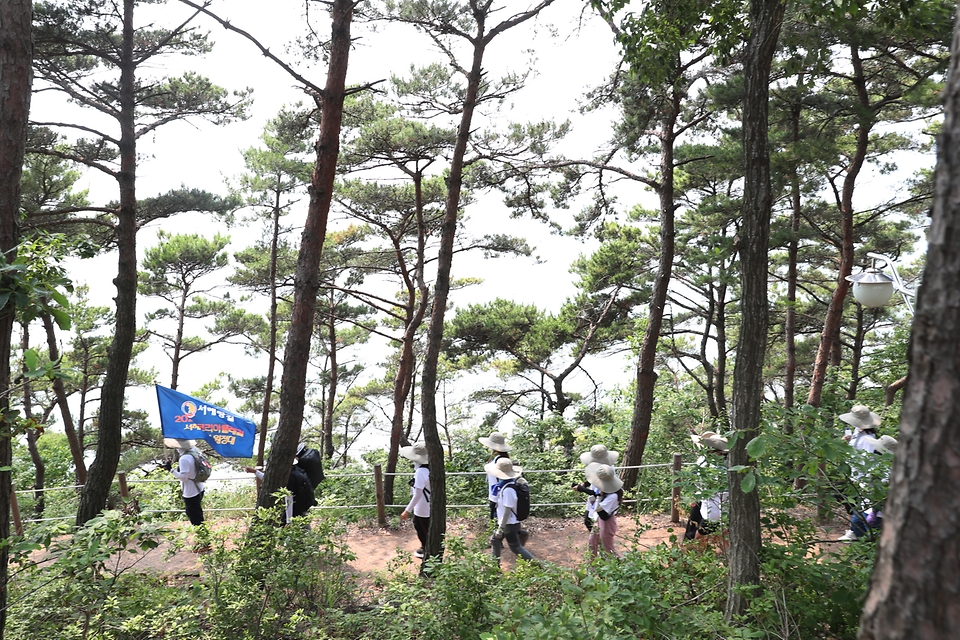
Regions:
[[156, 384, 256, 458]]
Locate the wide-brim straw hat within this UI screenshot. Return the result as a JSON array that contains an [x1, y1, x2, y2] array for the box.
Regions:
[[579, 444, 619, 466], [478, 431, 511, 452], [485, 457, 522, 479], [840, 405, 882, 431], [862, 434, 898, 455], [585, 462, 623, 493], [691, 431, 728, 452], [163, 437, 196, 450], [400, 442, 429, 465]]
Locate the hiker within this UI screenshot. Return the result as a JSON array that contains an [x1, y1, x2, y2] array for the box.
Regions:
[[480, 431, 512, 520], [399, 442, 430, 559], [572, 444, 619, 538], [839, 434, 898, 542], [295, 442, 325, 490], [480, 430, 530, 545], [244, 444, 318, 524], [840, 404, 882, 453], [684, 432, 729, 540], [163, 438, 205, 526], [486, 457, 535, 563], [584, 463, 623, 557], [836, 405, 885, 541]]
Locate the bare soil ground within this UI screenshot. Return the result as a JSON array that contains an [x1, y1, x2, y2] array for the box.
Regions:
[[89, 513, 681, 579], [78, 511, 851, 580]]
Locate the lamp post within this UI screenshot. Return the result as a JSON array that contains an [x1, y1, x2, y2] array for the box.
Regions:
[[845, 252, 915, 314]]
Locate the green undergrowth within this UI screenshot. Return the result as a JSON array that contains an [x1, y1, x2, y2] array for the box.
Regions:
[[7, 508, 874, 640]]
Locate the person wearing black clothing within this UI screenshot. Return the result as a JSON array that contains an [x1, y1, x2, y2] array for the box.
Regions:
[[294, 442, 325, 489], [245, 451, 317, 524]]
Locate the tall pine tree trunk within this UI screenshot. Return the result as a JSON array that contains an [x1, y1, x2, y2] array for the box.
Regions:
[[259, 0, 351, 509], [0, 0, 31, 633], [622, 101, 678, 490], [77, 0, 138, 526], [858, 8, 960, 635], [727, 0, 784, 620]]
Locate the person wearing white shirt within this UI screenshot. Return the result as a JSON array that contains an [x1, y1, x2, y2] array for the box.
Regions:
[[164, 438, 205, 526], [486, 457, 534, 563], [573, 444, 619, 545], [684, 432, 729, 540], [585, 463, 623, 557], [399, 442, 431, 559]]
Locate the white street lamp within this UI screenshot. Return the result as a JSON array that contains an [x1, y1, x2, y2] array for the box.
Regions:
[[845, 252, 915, 314]]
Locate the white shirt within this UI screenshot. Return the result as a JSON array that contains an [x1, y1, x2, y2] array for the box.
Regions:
[[496, 481, 521, 526], [486, 453, 507, 501], [701, 491, 728, 522], [171, 452, 205, 498], [596, 492, 620, 519], [849, 429, 877, 453], [405, 464, 430, 518]]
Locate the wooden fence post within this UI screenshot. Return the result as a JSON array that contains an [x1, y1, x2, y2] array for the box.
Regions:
[[117, 471, 129, 498], [10, 484, 23, 536], [374, 464, 387, 527], [672, 452, 682, 523]]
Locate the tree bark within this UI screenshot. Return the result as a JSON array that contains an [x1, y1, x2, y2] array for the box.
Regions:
[[806, 44, 873, 408], [726, 0, 784, 621], [858, 9, 960, 636], [0, 0, 31, 633], [323, 295, 337, 459], [41, 311, 86, 483], [622, 97, 678, 491], [258, 0, 352, 510], [76, 0, 138, 526], [419, 31, 485, 563], [256, 192, 282, 467], [22, 326, 46, 516]]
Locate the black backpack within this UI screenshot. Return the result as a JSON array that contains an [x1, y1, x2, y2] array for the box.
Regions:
[[296, 447, 325, 489], [288, 466, 317, 517], [504, 479, 530, 521]]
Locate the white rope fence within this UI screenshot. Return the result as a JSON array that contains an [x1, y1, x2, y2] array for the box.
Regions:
[[10, 459, 690, 532]]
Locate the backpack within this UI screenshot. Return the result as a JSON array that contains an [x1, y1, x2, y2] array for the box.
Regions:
[[187, 448, 212, 483], [505, 479, 530, 521], [288, 466, 317, 516], [295, 447, 325, 489]]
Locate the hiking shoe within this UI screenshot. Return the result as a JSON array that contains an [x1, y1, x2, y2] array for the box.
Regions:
[[414, 548, 425, 558], [837, 529, 858, 542]]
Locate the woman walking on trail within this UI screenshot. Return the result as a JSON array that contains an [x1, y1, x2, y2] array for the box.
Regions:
[[486, 457, 535, 564], [572, 444, 619, 547], [479, 431, 511, 520], [399, 442, 430, 559], [584, 463, 623, 557]]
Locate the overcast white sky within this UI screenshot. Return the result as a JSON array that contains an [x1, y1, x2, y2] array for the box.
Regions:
[[28, 1, 645, 450]]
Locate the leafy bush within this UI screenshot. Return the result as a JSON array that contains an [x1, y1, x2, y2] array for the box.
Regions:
[[201, 505, 358, 639]]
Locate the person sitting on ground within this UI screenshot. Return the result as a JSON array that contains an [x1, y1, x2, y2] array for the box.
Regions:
[[836, 405, 885, 541], [839, 434, 898, 542], [399, 442, 430, 559], [684, 431, 729, 541], [584, 462, 623, 557], [486, 457, 535, 564], [840, 404, 882, 453]]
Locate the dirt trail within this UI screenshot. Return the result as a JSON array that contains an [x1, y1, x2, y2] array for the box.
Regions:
[[96, 511, 849, 578], [99, 513, 682, 577]]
